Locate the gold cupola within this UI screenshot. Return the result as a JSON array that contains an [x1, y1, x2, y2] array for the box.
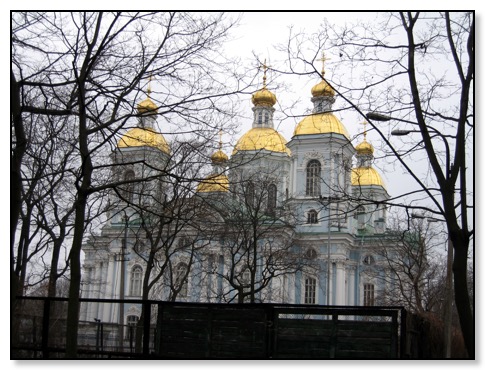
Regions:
[[233, 127, 290, 155], [197, 132, 229, 193], [251, 61, 277, 107], [137, 79, 158, 115], [117, 127, 170, 154], [351, 121, 385, 188], [233, 60, 290, 156], [118, 78, 170, 154], [293, 52, 349, 138]]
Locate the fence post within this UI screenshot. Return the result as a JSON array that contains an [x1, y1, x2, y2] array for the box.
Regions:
[[400, 308, 407, 358], [142, 302, 151, 357], [41, 298, 51, 359]]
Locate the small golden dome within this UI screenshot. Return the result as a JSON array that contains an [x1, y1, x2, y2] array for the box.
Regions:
[[293, 113, 350, 138], [118, 127, 170, 154], [355, 140, 374, 155], [232, 128, 290, 155], [197, 174, 229, 193], [211, 149, 228, 164], [351, 167, 386, 189], [137, 97, 158, 115], [252, 88, 277, 107], [311, 79, 335, 97]]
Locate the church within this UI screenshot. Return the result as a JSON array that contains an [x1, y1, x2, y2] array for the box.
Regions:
[[80, 60, 392, 326]]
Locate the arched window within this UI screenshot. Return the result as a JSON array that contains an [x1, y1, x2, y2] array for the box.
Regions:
[[304, 276, 317, 304], [267, 183, 277, 215], [257, 111, 263, 124], [246, 181, 255, 206], [264, 112, 269, 124], [123, 170, 135, 202], [175, 263, 188, 298], [307, 209, 318, 224], [130, 265, 143, 296], [363, 283, 375, 306], [355, 206, 366, 228], [316, 101, 323, 112], [126, 315, 139, 339], [306, 160, 321, 196]]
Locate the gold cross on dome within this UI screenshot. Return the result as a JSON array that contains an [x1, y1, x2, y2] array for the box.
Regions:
[[317, 52, 331, 76], [361, 120, 368, 140], [260, 59, 271, 89]]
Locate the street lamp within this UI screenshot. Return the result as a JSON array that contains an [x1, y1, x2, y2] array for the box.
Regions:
[[411, 213, 453, 358]]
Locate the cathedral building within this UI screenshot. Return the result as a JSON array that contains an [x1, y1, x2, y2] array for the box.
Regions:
[[80, 62, 391, 326]]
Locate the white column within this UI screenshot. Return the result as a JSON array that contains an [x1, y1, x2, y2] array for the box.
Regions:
[[335, 261, 346, 305], [102, 255, 116, 322], [348, 267, 355, 306]]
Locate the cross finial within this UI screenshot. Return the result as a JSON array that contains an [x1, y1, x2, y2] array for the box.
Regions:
[[317, 51, 331, 77], [218, 129, 223, 150], [260, 59, 270, 89], [361, 120, 368, 141]]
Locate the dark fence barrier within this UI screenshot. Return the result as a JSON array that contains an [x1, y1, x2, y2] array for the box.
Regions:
[[12, 296, 406, 359]]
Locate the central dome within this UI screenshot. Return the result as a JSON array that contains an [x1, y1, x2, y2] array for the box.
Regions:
[[293, 112, 350, 138], [232, 127, 290, 155], [118, 127, 170, 154], [351, 167, 386, 189], [197, 174, 229, 193]]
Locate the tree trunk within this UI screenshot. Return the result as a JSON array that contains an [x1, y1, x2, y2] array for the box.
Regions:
[[450, 231, 473, 358]]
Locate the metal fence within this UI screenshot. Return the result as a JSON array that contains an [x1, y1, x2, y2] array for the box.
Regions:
[[12, 296, 406, 359]]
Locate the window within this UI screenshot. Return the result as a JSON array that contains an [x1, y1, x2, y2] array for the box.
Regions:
[[175, 263, 188, 298], [316, 101, 323, 112], [355, 206, 366, 228], [363, 255, 375, 265], [126, 315, 139, 339], [123, 170, 135, 202], [257, 111, 263, 124], [363, 283, 375, 306], [267, 184, 277, 215], [264, 112, 269, 124], [246, 181, 255, 206], [130, 266, 142, 296], [304, 277, 317, 304], [305, 248, 317, 259], [306, 160, 321, 196], [307, 209, 318, 224]]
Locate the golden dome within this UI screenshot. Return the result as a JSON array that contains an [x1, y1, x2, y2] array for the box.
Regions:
[[197, 174, 229, 193], [211, 149, 228, 164], [232, 128, 290, 155], [137, 97, 158, 115], [118, 127, 170, 154], [293, 113, 350, 138], [252, 88, 277, 107], [355, 140, 374, 155], [351, 167, 386, 189], [311, 79, 335, 97]]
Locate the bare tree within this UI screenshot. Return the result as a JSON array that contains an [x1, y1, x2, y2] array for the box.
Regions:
[[12, 11, 250, 357], [202, 168, 302, 304], [280, 12, 474, 356]]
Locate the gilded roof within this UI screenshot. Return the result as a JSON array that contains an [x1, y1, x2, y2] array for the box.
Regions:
[[197, 174, 229, 193], [117, 127, 170, 154], [211, 149, 228, 164], [293, 113, 350, 138], [355, 140, 374, 155], [311, 79, 335, 97], [232, 127, 290, 155], [252, 88, 277, 107], [351, 167, 386, 189], [137, 97, 158, 115]]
